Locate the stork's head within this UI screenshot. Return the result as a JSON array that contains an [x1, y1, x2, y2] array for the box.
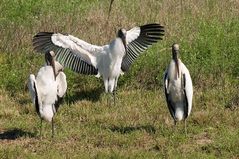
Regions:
[[45, 51, 57, 80], [117, 28, 127, 51], [172, 43, 179, 60], [45, 51, 55, 65], [172, 43, 180, 77]]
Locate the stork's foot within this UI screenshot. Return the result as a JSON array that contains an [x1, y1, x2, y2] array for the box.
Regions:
[[112, 90, 118, 106], [173, 120, 177, 132]]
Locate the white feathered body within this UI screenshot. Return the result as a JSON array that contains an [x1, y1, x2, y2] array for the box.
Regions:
[[36, 66, 57, 122], [28, 65, 67, 122], [99, 38, 126, 93], [164, 59, 193, 121]]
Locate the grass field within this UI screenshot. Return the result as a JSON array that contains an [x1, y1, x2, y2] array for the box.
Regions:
[[0, 0, 239, 158]]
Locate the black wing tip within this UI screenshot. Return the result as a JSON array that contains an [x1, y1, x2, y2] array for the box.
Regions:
[[32, 32, 55, 53], [34, 32, 54, 36], [140, 23, 165, 39], [139, 23, 165, 41], [33, 32, 54, 42], [140, 23, 164, 29]]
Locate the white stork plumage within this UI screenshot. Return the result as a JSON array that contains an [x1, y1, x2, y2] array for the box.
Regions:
[[32, 23, 164, 105], [28, 51, 67, 137], [163, 43, 193, 134]]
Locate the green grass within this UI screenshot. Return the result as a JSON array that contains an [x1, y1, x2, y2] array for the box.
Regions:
[[0, 0, 239, 158], [0, 89, 239, 158]]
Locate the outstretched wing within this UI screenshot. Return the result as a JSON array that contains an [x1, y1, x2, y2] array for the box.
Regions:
[[121, 23, 164, 72], [33, 32, 99, 75]]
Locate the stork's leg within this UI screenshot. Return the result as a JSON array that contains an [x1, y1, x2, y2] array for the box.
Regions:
[[40, 118, 43, 137], [107, 78, 116, 106], [113, 90, 116, 106], [105, 91, 111, 107], [66, 91, 70, 106], [106, 93, 111, 106], [104, 78, 111, 106], [113, 77, 118, 106], [106, 92, 114, 106], [174, 120, 177, 132], [51, 118, 54, 138], [184, 119, 187, 135]]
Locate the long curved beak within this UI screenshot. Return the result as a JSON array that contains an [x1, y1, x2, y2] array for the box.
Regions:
[[50, 57, 57, 80], [175, 58, 180, 78], [173, 49, 180, 78], [46, 52, 57, 80]]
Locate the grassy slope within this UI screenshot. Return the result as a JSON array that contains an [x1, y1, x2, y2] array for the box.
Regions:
[[0, 0, 239, 158]]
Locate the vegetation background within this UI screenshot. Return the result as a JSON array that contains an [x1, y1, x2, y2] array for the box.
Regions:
[[0, 0, 238, 158]]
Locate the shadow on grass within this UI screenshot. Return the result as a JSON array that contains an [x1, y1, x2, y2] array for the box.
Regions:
[[109, 125, 156, 134], [65, 87, 104, 104], [0, 128, 35, 140]]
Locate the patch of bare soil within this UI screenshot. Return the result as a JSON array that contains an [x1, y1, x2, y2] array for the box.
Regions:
[[194, 132, 213, 145]]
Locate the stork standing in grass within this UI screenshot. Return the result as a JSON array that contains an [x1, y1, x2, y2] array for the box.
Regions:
[[28, 51, 67, 137], [163, 43, 193, 134], [32, 23, 164, 105]]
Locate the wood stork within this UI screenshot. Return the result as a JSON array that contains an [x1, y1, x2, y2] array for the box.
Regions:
[[32, 23, 164, 105], [163, 43, 193, 134], [28, 51, 67, 137]]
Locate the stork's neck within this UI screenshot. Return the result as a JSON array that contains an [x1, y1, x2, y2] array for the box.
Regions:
[[168, 59, 181, 80]]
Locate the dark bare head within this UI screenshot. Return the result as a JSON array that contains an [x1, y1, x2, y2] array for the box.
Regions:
[[45, 51, 54, 65], [172, 43, 180, 77], [172, 43, 179, 60], [117, 28, 127, 51]]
